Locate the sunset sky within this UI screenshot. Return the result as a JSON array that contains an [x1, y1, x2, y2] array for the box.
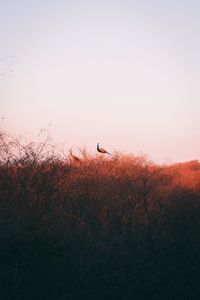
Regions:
[[0, 0, 200, 163]]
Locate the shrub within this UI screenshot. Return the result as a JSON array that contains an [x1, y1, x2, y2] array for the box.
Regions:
[[0, 132, 200, 299]]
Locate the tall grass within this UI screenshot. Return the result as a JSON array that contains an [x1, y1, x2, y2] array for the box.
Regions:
[[0, 132, 200, 299]]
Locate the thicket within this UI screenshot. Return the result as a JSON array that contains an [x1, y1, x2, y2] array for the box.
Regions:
[[0, 132, 200, 299]]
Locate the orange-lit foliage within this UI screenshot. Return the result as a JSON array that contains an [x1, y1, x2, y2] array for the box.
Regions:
[[0, 132, 200, 299]]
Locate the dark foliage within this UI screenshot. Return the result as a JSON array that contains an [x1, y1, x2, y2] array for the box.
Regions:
[[0, 133, 200, 299]]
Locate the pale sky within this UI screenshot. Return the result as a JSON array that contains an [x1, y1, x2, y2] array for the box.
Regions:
[[0, 0, 200, 163]]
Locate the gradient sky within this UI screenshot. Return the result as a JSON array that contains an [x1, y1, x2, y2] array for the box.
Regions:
[[0, 0, 200, 163]]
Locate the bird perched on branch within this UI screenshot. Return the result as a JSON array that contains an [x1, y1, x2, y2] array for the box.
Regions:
[[69, 149, 81, 163], [97, 143, 111, 155]]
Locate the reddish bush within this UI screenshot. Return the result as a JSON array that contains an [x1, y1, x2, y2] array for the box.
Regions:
[[0, 132, 200, 299]]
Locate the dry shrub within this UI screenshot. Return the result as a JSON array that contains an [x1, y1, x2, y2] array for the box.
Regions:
[[0, 131, 200, 299]]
